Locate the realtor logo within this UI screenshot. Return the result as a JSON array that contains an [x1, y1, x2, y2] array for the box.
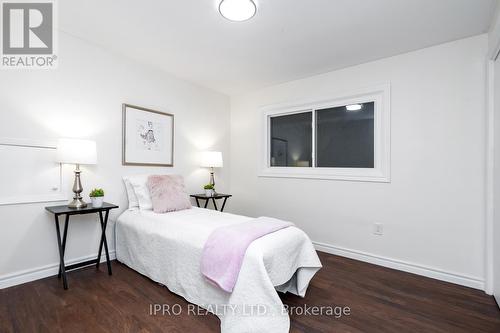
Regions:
[[1, 0, 57, 68]]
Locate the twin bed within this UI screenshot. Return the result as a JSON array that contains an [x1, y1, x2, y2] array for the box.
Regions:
[[116, 176, 322, 333]]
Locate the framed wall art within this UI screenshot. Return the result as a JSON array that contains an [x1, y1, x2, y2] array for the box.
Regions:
[[122, 104, 174, 166]]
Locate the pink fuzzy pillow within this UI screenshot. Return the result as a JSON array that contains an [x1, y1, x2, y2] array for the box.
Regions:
[[147, 175, 192, 213]]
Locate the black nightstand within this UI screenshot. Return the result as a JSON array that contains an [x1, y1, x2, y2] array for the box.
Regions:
[[45, 202, 119, 290], [190, 193, 232, 212]]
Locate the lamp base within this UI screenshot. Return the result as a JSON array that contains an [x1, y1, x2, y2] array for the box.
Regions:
[[68, 197, 87, 209], [209, 168, 215, 188], [68, 164, 87, 208]]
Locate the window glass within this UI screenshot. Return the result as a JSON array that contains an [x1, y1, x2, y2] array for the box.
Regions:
[[316, 102, 374, 168], [270, 112, 312, 167]]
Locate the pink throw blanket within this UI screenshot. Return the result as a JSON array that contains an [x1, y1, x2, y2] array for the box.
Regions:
[[201, 217, 293, 292]]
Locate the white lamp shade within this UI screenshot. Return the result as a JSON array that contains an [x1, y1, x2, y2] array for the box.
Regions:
[[56, 138, 97, 165], [200, 151, 223, 168]]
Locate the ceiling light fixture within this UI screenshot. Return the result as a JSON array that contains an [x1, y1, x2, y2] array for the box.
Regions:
[[219, 0, 257, 22], [346, 104, 363, 111]]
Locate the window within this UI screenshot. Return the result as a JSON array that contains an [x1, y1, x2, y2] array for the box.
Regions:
[[270, 111, 312, 167], [261, 85, 390, 182], [316, 102, 374, 168]]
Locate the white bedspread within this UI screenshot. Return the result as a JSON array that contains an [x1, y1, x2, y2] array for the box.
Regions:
[[116, 207, 322, 333]]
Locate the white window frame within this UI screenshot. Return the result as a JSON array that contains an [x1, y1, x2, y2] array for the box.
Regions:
[[260, 84, 391, 182]]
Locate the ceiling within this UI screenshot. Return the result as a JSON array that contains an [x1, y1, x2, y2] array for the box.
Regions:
[[59, 0, 496, 96]]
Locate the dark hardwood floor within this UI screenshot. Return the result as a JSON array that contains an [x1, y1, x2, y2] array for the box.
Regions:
[[1, 252, 499, 332]]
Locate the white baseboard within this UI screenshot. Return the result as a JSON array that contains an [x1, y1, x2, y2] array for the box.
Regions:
[[313, 241, 484, 291], [1, 243, 485, 291], [0, 250, 116, 289]]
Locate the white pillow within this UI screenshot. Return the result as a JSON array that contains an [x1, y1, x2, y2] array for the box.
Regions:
[[122, 177, 139, 210], [127, 174, 153, 211]]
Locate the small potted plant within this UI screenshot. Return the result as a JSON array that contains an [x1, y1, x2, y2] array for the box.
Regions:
[[204, 184, 215, 197], [89, 188, 105, 208]]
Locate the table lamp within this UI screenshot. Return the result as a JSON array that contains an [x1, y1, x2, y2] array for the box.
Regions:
[[56, 138, 97, 208], [200, 151, 223, 188]]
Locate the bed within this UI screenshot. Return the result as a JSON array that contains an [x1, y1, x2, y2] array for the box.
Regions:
[[116, 206, 322, 333]]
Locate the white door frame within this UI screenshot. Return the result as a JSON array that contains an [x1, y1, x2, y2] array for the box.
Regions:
[[485, 21, 500, 295], [485, 59, 495, 295]]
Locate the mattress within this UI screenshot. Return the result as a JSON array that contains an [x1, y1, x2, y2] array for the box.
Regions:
[[116, 207, 322, 333]]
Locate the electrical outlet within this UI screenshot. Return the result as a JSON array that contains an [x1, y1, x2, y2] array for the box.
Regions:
[[373, 223, 384, 236]]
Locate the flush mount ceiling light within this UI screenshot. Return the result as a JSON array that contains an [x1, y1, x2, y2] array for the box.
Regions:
[[219, 0, 257, 22], [346, 104, 363, 111]]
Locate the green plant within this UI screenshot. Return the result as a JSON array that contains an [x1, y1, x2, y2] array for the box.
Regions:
[[89, 188, 104, 197], [203, 184, 214, 190]]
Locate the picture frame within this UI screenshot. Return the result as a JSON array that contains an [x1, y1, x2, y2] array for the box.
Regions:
[[122, 104, 174, 167]]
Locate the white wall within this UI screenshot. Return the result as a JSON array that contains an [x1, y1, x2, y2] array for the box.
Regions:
[[229, 35, 488, 289], [0, 32, 230, 288]]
